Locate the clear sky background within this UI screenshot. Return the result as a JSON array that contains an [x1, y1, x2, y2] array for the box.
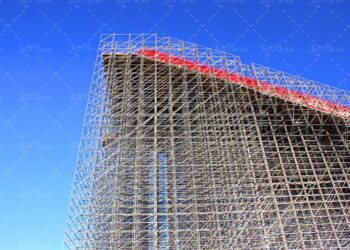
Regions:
[[0, 0, 349, 249]]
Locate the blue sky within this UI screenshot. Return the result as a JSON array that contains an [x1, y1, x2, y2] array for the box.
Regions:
[[0, 0, 349, 249]]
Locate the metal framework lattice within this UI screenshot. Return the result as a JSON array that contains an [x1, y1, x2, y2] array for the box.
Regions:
[[64, 34, 350, 249]]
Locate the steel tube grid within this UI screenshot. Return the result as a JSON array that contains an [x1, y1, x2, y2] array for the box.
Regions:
[[64, 34, 350, 249]]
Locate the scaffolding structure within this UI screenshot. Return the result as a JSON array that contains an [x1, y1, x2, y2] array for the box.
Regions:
[[64, 34, 350, 249]]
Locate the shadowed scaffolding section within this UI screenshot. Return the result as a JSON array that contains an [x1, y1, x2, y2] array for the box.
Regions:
[[64, 34, 350, 249]]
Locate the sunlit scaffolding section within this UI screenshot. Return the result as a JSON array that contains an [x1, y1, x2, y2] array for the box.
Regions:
[[64, 33, 350, 249]]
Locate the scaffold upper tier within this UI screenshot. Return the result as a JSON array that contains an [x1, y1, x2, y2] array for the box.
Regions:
[[135, 49, 350, 121]]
